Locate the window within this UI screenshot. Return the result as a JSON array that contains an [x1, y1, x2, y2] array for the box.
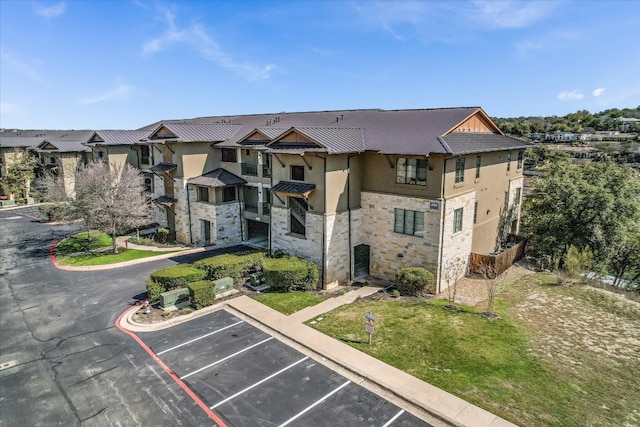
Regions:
[[396, 158, 427, 185], [517, 150, 524, 169], [453, 208, 463, 233], [198, 186, 209, 202], [473, 202, 478, 224], [394, 208, 424, 237], [50, 157, 56, 164], [222, 186, 236, 202], [515, 187, 522, 206], [140, 145, 150, 164], [455, 157, 465, 183], [143, 175, 153, 193], [221, 148, 237, 162], [504, 191, 509, 211], [475, 155, 481, 179], [289, 197, 307, 236], [291, 165, 304, 181], [506, 151, 512, 172]]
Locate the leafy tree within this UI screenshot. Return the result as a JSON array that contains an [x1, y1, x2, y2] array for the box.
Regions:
[[608, 227, 640, 290], [522, 158, 640, 272], [0, 148, 37, 202]]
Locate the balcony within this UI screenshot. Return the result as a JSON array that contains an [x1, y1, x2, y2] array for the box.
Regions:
[[241, 163, 258, 176], [244, 203, 258, 213], [261, 202, 271, 215], [262, 165, 271, 178]]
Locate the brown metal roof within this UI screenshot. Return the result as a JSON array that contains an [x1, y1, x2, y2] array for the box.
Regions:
[[152, 196, 177, 206], [36, 140, 91, 153], [440, 133, 534, 155], [147, 123, 243, 142], [188, 168, 247, 187], [89, 130, 149, 145], [150, 163, 177, 172], [0, 136, 46, 148], [271, 181, 316, 197]]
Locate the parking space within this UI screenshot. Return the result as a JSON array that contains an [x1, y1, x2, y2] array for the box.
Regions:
[[140, 310, 432, 427]]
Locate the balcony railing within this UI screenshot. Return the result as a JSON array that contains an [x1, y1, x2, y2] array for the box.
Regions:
[[262, 202, 271, 215], [241, 163, 258, 176], [262, 165, 271, 178]]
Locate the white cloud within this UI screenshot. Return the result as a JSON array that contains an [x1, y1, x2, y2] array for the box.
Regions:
[[469, 0, 560, 29], [143, 5, 275, 81], [79, 84, 134, 105], [557, 90, 584, 101], [33, 1, 66, 18], [592, 88, 606, 97], [0, 49, 44, 82]]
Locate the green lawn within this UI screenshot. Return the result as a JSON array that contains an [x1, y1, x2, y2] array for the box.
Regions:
[[57, 248, 181, 266], [254, 291, 325, 315], [55, 231, 112, 255], [309, 272, 640, 427]]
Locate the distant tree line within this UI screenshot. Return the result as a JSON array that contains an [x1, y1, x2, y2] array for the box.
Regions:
[[492, 106, 640, 136]]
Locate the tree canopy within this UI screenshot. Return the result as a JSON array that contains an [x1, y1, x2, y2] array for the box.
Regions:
[[522, 158, 640, 285], [0, 148, 37, 202]]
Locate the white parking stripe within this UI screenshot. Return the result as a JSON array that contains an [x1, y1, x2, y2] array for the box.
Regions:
[[180, 337, 274, 380], [2, 216, 22, 220], [156, 320, 244, 355], [210, 356, 309, 409], [381, 409, 405, 427], [278, 380, 351, 427]]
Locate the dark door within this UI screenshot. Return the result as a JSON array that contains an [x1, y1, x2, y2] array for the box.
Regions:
[[354, 244, 370, 278], [202, 220, 211, 245]]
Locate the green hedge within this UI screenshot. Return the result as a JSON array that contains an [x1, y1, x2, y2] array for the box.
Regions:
[[262, 257, 319, 292], [146, 278, 164, 301], [193, 251, 265, 282], [187, 280, 216, 309], [149, 264, 206, 289], [395, 267, 435, 295]]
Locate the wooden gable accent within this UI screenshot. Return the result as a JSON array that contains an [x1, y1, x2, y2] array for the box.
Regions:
[[270, 129, 322, 148], [448, 110, 503, 135], [239, 130, 271, 145], [150, 125, 177, 140], [39, 141, 58, 150], [88, 133, 104, 143]]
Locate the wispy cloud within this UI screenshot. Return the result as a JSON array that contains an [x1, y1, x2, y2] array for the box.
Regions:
[[557, 90, 584, 101], [515, 30, 578, 57], [79, 84, 134, 105], [33, 1, 66, 18], [592, 88, 606, 97], [0, 49, 44, 82], [469, 0, 560, 29], [143, 5, 275, 81]]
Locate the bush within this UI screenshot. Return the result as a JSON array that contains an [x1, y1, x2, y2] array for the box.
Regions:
[[149, 264, 206, 289], [39, 203, 67, 221], [146, 278, 164, 301], [193, 251, 265, 282], [187, 280, 216, 309], [395, 267, 435, 295], [262, 257, 319, 292]]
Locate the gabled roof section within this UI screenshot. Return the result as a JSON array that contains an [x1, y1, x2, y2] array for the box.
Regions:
[[440, 133, 533, 155], [88, 130, 149, 145], [35, 140, 90, 153], [146, 123, 243, 142], [266, 127, 365, 154], [237, 128, 288, 146], [0, 136, 46, 148], [188, 168, 247, 187]]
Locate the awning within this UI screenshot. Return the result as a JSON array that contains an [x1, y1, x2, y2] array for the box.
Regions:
[[150, 162, 177, 172], [188, 168, 247, 187], [271, 181, 316, 198], [152, 196, 178, 206]]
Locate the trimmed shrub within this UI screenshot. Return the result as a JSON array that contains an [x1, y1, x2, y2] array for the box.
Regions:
[[146, 278, 164, 302], [194, 251, 265, 282], [149, 264, 206, 289], [395, 267, 435, 295], [187, 280, 216, 309], [263, 257, 319, 292]]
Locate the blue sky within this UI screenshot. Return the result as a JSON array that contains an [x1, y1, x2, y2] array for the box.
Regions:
[[1, 0, 639, 130]]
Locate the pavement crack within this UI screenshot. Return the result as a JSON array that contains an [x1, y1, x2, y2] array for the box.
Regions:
[[69, 365, 119, 387], [79, 407, 106, 423]]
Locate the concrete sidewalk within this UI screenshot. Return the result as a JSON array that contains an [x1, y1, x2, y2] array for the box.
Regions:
[[122, 287, 516, 427]]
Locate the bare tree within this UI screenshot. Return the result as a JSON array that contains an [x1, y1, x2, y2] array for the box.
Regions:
[[476, 262, 501, 320], [83, 162, 150, 253], [442, 256, 466, 310]]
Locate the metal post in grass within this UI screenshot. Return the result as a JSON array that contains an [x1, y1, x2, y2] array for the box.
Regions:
[[365, 312, 375, 344]]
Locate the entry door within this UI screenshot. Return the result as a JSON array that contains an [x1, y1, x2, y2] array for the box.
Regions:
[[354, 244, 370, 278], [202, 220, 211, 245]]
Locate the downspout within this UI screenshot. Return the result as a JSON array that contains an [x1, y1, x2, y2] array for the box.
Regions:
[[314, 153, 327, 289], [238, 186, 244, 244], [269, 155, 273, 256], [347, 153, 358, 283], [186, 183, 193, 245], [437, 158, 447, 294]]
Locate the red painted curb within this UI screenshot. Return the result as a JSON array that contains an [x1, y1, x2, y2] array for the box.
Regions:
[[115, 306, 227, 427], [49, 241, 61, 267]]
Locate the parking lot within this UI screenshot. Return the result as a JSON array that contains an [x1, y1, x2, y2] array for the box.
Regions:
[[139, 310, 432, 427]]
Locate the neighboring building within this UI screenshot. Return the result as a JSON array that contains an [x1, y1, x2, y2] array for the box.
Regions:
[[0, 136, 42, 200], [137, 108, 531, 291]]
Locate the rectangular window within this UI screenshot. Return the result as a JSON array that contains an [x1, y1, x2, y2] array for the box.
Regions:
[[221, 148, 237, 162], [507, 151, 512, 172], [475, 155, 481, 179], [473, 202, 478, 224], [394, 208, 424, 237], [504, 191, 509, 211], [455, 157, 465, 183], [515, 187, 522, 206], [222, 186, 236, 202], [140, 145, 150, 164], [453, 208, 463, 233], [289, 197, 307, 236], [143, 175, 153, 193], [50, 157, 56, 164], [198, 186, 209, 202], [396, 158, 427, 185], [291, 165, 305, 181], [517, 150, 524, 169]]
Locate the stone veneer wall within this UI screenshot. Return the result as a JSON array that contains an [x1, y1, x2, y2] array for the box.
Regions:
[[174, 181, 190, 243], [324, 211, 350, 289], [352, 192, 444, 286], [439, 190, 476, 292]]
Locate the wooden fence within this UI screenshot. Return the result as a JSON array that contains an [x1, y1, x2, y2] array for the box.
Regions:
[[469, 236, 527, 278]]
